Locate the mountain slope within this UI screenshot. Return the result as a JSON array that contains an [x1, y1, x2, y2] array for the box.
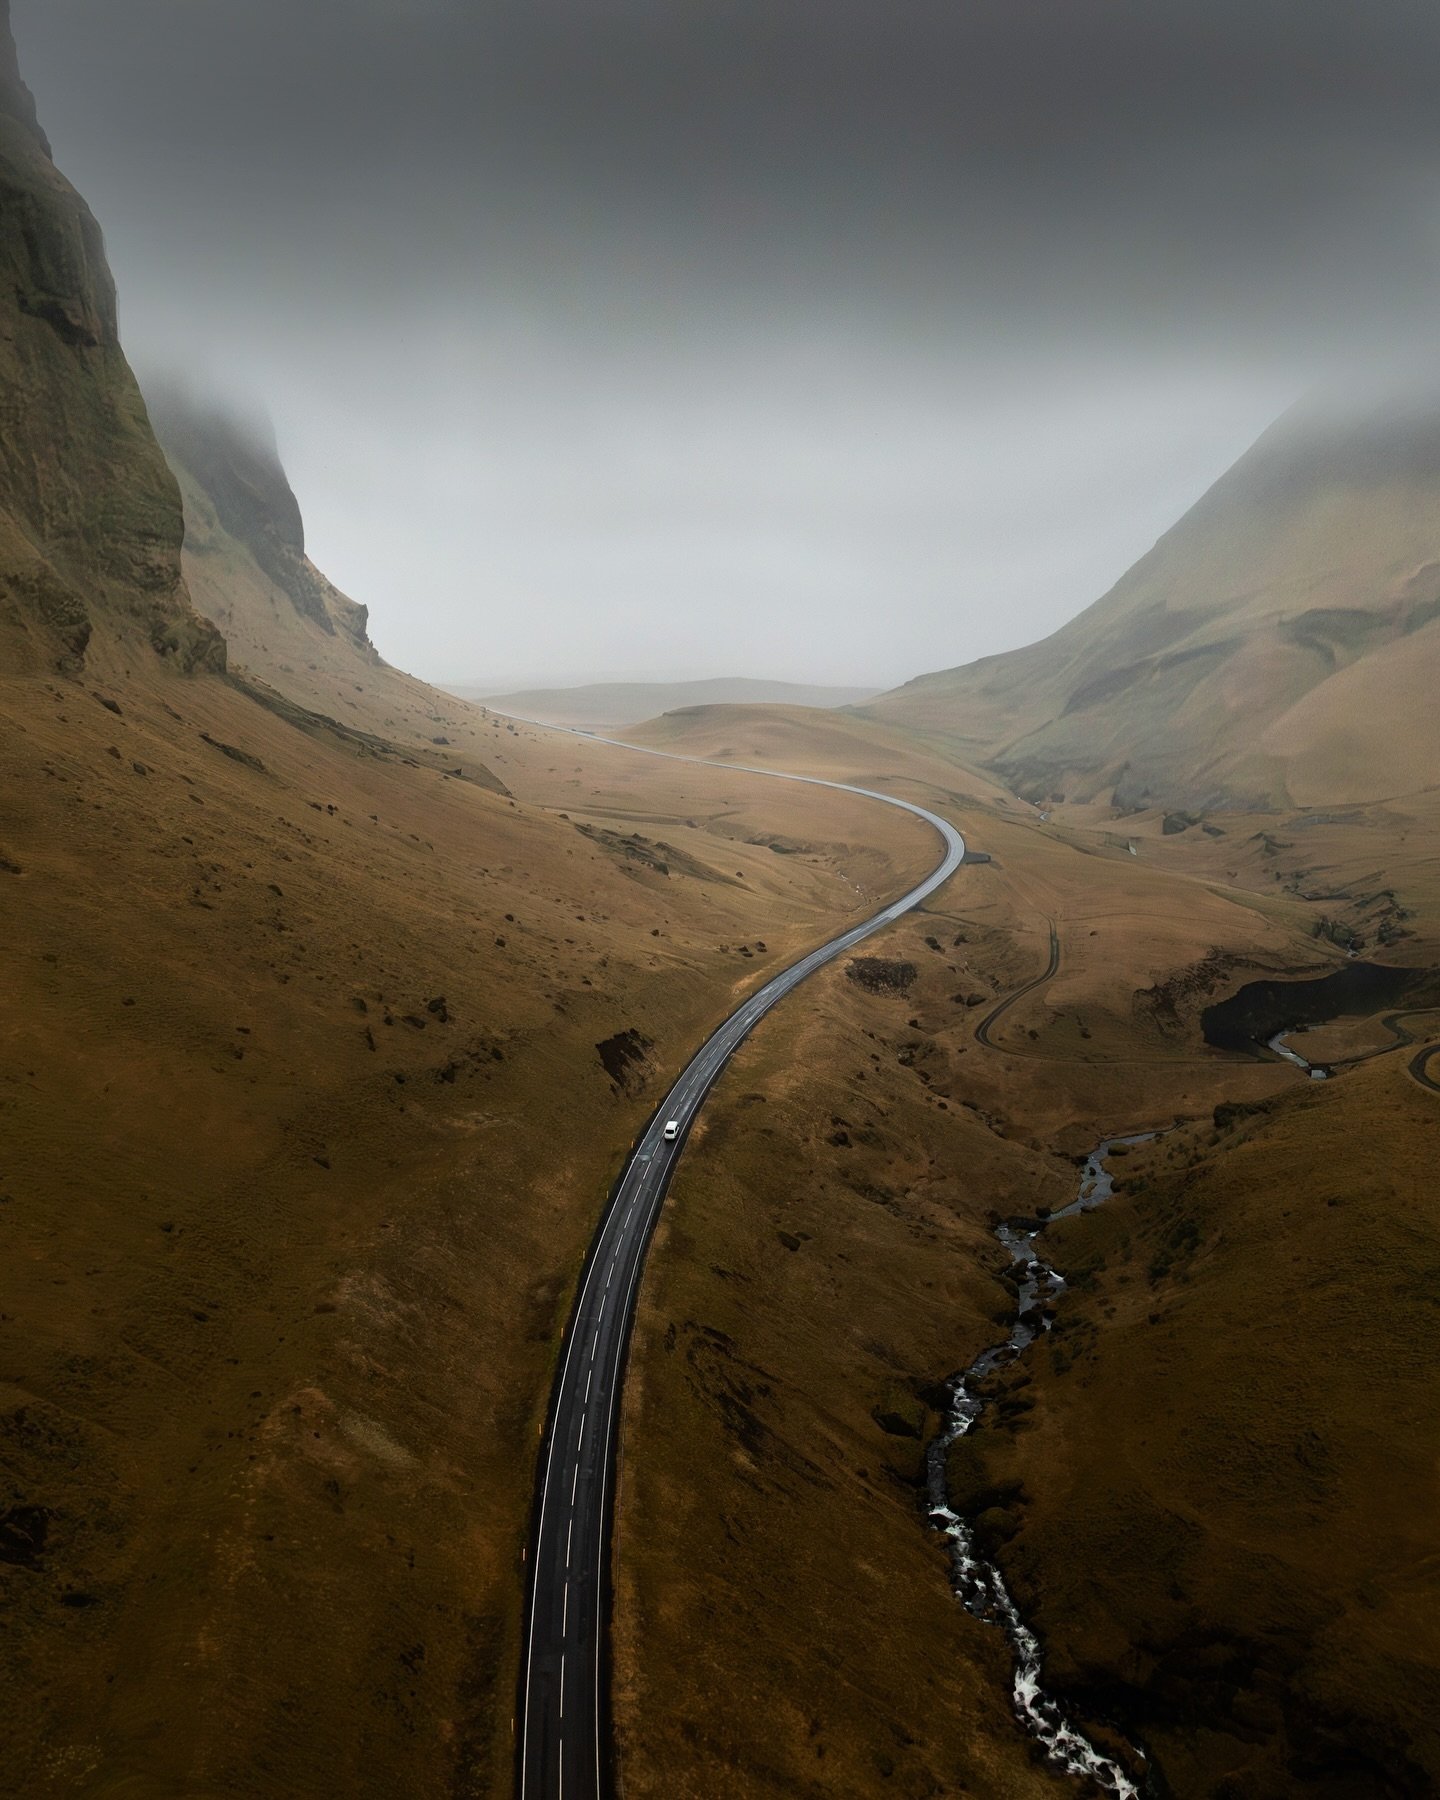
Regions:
[[869, 398, 1440, 810]]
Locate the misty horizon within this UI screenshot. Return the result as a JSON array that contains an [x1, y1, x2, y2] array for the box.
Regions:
[[16, 1, 1440, 689]]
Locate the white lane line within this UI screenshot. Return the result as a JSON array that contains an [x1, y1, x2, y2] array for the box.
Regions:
[[591, 1135, 690, 1799], [504, 709, 963, 1800], [566, 1517, 573, 1568], [584, 1368, 592, 1402], [519, 1212, 612, 1800], [560, 1652, 566, 1720], [605, 1263, 614, 1291], [562, 1579, 569, 1636]]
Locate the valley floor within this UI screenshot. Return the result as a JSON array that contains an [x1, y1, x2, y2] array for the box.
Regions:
[[5, 675, 1437, 1797], [608, 707, 1440, 1799]]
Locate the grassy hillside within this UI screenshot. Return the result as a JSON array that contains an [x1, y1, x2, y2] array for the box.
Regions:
[[868, 397, 1440, 811], [1, 667, 938, 1799], [947, 1059, 1440, 1796]]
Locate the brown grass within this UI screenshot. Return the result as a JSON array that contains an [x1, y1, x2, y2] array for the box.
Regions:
[[608, 704, 1405, 1797], [948, 1057, 1440, 1796], [0, 651, 936, 1799]]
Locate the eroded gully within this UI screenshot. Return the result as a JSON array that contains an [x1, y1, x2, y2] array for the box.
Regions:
[[924, 1135, 1159, 1799]]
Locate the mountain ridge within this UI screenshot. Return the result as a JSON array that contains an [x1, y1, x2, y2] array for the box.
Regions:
[[868, 394, 1440, 810]]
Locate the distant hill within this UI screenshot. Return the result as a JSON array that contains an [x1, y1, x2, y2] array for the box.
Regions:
[[868, 396, 1440, 810], [456, 677, 880, 731]]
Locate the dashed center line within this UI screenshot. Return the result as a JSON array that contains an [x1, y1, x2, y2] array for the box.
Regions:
[[514, 728, 964, 1800]]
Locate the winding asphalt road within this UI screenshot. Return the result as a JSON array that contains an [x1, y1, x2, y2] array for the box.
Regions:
[[512, 728, 965, 1800], [1409, 1042, 1440, 1094], [975, 920, 1059, 1050]]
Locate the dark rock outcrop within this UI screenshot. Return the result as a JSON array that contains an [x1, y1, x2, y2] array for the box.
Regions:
[[595, 1028, 654, 1092], [846, 957, 918, 995]]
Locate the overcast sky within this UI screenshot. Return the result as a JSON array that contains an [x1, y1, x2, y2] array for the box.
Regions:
[[14, 1, 1440, 690]]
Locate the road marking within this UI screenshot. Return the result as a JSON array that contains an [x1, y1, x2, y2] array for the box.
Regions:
[[562, 1580, 569, 1635], [566, 1518, 573, 1567], [584, 1368, 591, 1402], [511, 712, 965, 1800], [560, 1653, 566, 1719]]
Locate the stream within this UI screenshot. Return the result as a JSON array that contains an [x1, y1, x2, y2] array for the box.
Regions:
[[925, 1136, 1155, 1798]]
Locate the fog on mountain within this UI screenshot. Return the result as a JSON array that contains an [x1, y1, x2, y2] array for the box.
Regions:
[[15, 0, 1440, 685]]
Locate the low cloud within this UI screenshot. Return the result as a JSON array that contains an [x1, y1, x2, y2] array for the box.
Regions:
[[16, 1, 1440, 685]]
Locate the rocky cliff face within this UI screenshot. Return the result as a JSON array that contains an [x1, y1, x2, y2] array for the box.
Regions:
[[146, 384, 375, 654], [0, 0, 223, 674]]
